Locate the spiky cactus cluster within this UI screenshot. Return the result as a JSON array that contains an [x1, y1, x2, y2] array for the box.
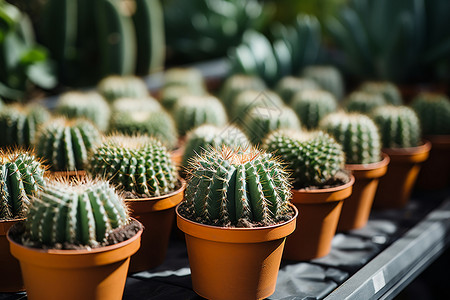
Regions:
[[182, 124, 250, 168], [173, 95, 228, 136], [88, 135, 178, 198], [97, 75, 148, 102], [23, 179, 130, 248], [275, 76, 319, 104], [0, 150, 45, 220], [301, 65, 345, 100], [230, 90, 284, 124], [0, 104, 50, 147], [182, 146, 292, 227], [371, 105, 421, 149], [219, 74, 266, 108], [411, 92, 450, 135], [55, 91, 111, 132], [343, 91, 387, 114], [163, 67, 205, 94], [264, 130, 345, 188], [36, 119, 101, 171], [320, 112, 381, 164], [290, 89, 338, 129], [359, 81, 402, 105]]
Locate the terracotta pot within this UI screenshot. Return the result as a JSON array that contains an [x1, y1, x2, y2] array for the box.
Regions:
[[374, 140, 431, 209], [337, 154, 390, 231], [126, 179, 185, 273], [415, 135, 450, 190], [176, 204, 298, 300], [283, 176, 354, 261], [8, 221, 143, 300], [0, 219, 25, 292], [170, 146, 184, 167]]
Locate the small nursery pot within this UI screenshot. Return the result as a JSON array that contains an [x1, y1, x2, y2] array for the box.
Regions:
[[283, 175, 354, 261], [126, 179, 186, 272], [338, 154, 390, 231], [374, 140, 431, 209], [0, 219, 25, 292], [176, 203, 298, 300], [8, 220, 143, 300], [170, 146, 184, 166]]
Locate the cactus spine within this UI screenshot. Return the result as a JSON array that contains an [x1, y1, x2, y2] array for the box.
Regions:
[[301, 65, 345, 100], [359, 81, 402, 105], [343, 91, 387, 114], [97, 75, 148, 102], [411, 92, 450, 135], [275, 76, 319, 104]]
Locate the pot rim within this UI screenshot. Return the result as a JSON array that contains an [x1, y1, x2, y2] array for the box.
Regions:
[[382, 140, 431, 162], [125, 178, 186, 202], [0, 218, 25, 235], [345, 153, 390, 178]]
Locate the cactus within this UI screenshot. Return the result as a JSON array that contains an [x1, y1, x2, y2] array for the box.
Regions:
[[319, 111, 381, 164], [160, 85, 199, 111], [55, 91, 111, 132], [359, 81, 402, 105], [163, 68, 206, 94], [241, 106, 301, 145], [219, 74, 266, 109], [173, 95, 228, 136], [181, 146, 292, 227], [301, 65, 345, 100], [36, 118, 101, 171], [371, 105, 421, 149], [343, 91, 387, 114], [0, 104, 51, 147], [264, 129, 345, 188], [181, 124, 250, 168], [274, 76, 319, 104], [22, 178, 130, 248], [290, 89, 338, 129], [97, 75, 148, 102], [88, 134, 178, 198], [411, 92, 450, 135], [0, 150, 46, 220], [230, 90, 284, 124]]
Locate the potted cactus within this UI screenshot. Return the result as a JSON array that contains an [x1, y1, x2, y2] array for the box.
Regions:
[[7, 177, 143, 300], [0, 149, 45, 292], [162, 67, 206, 94], [319, 112, 389, 231], [263, 129, 354, 260], [219, 74, 266, 110], [359, 81, 403, 105], [371, 105, 431, 208], [176, 146, 297, 300], [274, 76, 319, 104], [97, 75, 149, 103], [301, 65, 345, 100], [87, 134, 185, 272], [343, 91, 387, 114]]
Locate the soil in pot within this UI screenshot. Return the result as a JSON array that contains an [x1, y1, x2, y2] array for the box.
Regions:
[[0, 219, 25, 292]]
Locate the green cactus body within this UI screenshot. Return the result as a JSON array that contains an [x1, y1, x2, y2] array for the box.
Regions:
[[219, 74, 266, 109], [182, 147, 292, 226], [301, 65, 345, 100], [37, 119, 101, 171], [88, 135, 178, 198], [274, 76, 319, 104], [173, 95, 228, 136], [0, 104, 50, 147], [0, 151, 45, 220], [181, 124, 250, 168], [291, 89, 338, 129], [264, 130, 345, 188], [163, 68, 206, 94], [344, 91, 387, 114], [231, 90, 284, 124], [359, 81, 402, 105], [97, 75, 148, 102], [319, 112, 381, 164], [411, 92, 450, 135], [160, 85, 199, 111], [56, 91, 111, 132], [371, 105, 421, 149], [24, 179, 129, 248]]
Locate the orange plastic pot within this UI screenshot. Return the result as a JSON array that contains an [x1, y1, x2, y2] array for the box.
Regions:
[[8, 222, 143, 300], [170, 146, 184, 167], [0, 219, 24, 292], [176, 204, 298, 300], [126, 179, 185, 273], [337, 154, 390, 231], [374, 141, 431, 209], [283, 176, 354, 261]]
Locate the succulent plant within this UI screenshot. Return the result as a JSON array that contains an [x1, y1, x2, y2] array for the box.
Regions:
[[263, 129, 345, 188], [159, 85, 199, 111], [290, 89, 338, 129], [55, 91, 111, 132], [0, 103, 51, 147], [319, 111, 381, 164], [411, 92, 450, 135], [163, 68, 206, 94], [219, 74, 267, 109], [359, 81, 402, 105], [301, 65, 345, 100], [97, 75, 148, 102], [0, 150, 46, 220], [230, 90, 284, 124], [36, 118, 101, 171], [274, 76, 319, 104], [181, 124, 250, 168], [88, 134, 178, 198], [181, 146, 292, 227], [371, 105, 421, 149], [22, 178, 130, 248], [173, 95, 228, 136], [343, 91, 387, 114]]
